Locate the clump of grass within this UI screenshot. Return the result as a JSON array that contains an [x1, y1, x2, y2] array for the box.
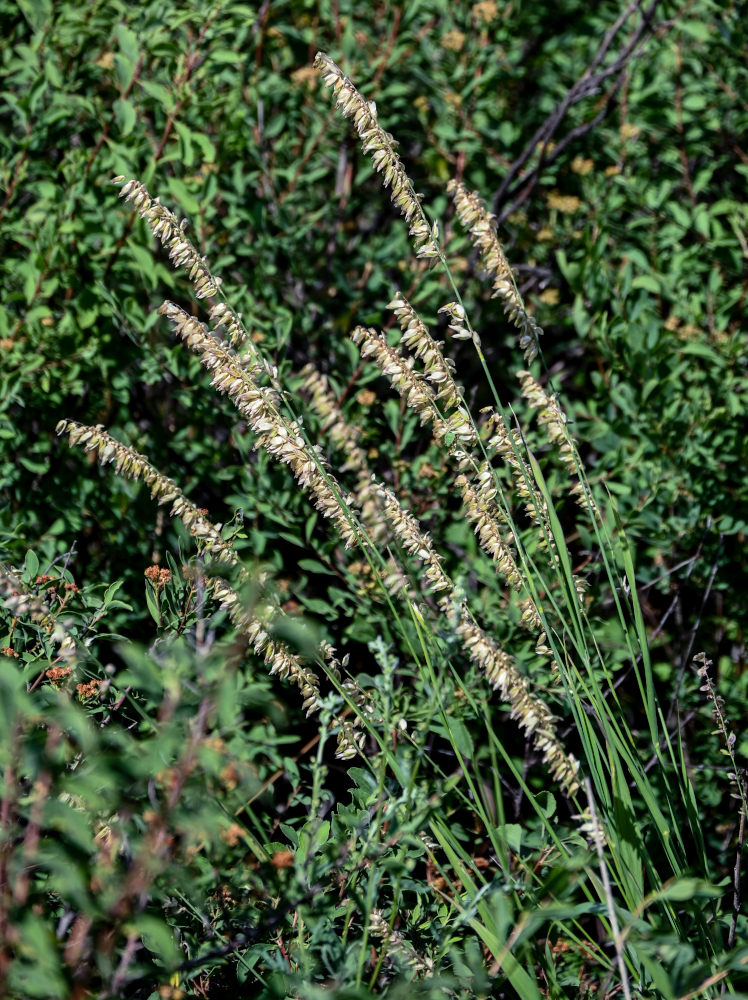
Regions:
[[19, 52, 740, 996]]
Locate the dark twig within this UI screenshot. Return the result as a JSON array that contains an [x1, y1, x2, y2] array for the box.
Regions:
[[727, 774, 746, 954], [492, 0, 663, 223], [497, 66, 629, 224]]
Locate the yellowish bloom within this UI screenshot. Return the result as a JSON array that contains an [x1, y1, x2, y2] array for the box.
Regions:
[[441, 29, 466, 51], [571, 156, 594, 176], [472, 0, 498, 22], [546, 191, 582, 213]]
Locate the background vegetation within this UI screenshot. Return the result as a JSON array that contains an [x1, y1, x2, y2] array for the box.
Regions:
[[1, 0, 747, 996]]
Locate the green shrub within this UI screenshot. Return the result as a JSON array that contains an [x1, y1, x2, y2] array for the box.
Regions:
[[4, 0, 746, 652], [3, 49, 745, 998]]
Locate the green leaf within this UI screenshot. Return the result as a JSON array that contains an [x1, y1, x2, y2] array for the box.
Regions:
[[139, 79, 176, 112], [135, 915, 181, 969], [16, 0, 52, 32], [113, 98, 136, 137], [174, 120, 194, 168], [19, 456, 49, 474], [144, 581, 161, 625], [300, 596, 333, 617], [24, 549, 40, 581], [43, 58, 62, 89], [648, 878, 722, 904], [630, 274, 660, 294], [209, 49, 242, 64], [114, 23, 139, 65], [443, 715, 474, 758], [297, 559, 336, 576], [192, 131, 216, 163]]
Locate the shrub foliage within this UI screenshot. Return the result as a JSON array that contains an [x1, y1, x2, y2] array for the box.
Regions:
[[2, 2, 748, 997]]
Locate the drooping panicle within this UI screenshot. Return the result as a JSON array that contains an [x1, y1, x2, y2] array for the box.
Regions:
[[114, 177, 220, 300], [314, 53, 440, 261], [448, 179, 543, 362]]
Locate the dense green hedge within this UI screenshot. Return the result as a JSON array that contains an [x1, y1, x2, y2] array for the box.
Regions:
[[3, 0, 746, 622], [2, 1, 748, 996]]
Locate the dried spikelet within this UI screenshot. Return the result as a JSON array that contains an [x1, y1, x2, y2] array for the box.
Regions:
[[695, 652, 747, 820], [482, 409, 552, 535], [159, 302, 363, 551], [452, 614, 579, 795], [208, 577, 322, 716], [314, 53, 440, 261], [56, 420, 238, 568], [518, 371, 575, 470], [439, 299, 482, 350], [117, 177, 269, 363], [0, 563, 48, 621], [352, 320, 524, 589], [448, 179, 542, 362], [50, 427, 358, 745], [376, 484, 579, 796], [114, 177, 220, 301], [352, 323, 523, 593], [388, 294, 464, 408], [318, 642, 370, 759], [298, 364, 366, 467], [518, 369, 599, 522], [352, 325, 478, 456], [353, 325, 440, 422], [454, 473, 523, 590], [208, 300, 249, 351], [209, 578, 364, 759], [351, 318, 555, 647], [377, 485, 453, 595], [298, 363, 388, 545]]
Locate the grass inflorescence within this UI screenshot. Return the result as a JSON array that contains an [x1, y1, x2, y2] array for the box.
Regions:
[[2, 48, 745, 1000]]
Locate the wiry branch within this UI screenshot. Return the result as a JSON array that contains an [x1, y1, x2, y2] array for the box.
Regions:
[[492, 0, 664, 224]]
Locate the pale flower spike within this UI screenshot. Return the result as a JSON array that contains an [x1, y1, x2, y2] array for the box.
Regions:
[[355, 300, 525, 594], [314, 53, 440, 261], [55, 419, 362, 760], [352, 306, 526, 598], [115, 177, 220, 301], [100, 69, 586, 798], [388, 294, 463, 408], [448, 179, 542, 362], [298, 363, 389, 545], [377, 482, 580, 796], [158, 301, 363, 552]]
